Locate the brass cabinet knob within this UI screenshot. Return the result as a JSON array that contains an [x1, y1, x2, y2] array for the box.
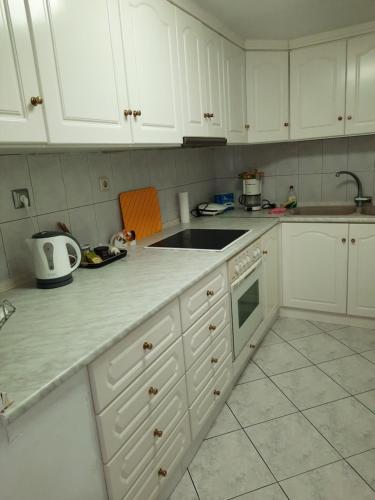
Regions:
[[208, 113, 214, 118], [158, 468, 167, 477], [347, 115, 352, 120], [148, 386, 159, 395], [30, 96, 43, 106], [342, 238, 347, 244], [351, 238, 356, 244], [204, 112, 209, 118], [124, 109, 133, 117], [338, 116, 343, 121], [133, 110, 142, 117], [211, 357, 218, 364], [262, 250, 268, 255], [213, 389, 221, 396], [154, 428, 163, 437], [249, 344, 256, 349], [208, 324, 217, 331], [143, 341, 153, 350], [284, 122, 289, 127], [206, 289, 215, 297], [245, 124, 250, 129]]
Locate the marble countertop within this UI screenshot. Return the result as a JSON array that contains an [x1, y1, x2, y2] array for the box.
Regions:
[[0, 215, 277, 425]]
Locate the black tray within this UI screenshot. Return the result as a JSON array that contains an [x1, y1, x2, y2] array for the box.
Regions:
[[80, 249, 127, 269]]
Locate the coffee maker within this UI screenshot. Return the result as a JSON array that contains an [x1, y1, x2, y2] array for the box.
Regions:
[[238, 170, 263, 211]]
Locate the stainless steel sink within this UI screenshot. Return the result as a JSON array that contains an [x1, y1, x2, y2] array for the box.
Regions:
[[287, 206, 357, 216]]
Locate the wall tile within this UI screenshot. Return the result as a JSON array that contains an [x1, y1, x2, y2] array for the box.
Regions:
[[1, 219, 35, 278], [348, 135, 375, 172], [0, 155, 34, 223], [262, 176, 277, 203], [158, 187, 180, 222], [0, 228, 10, 282], [61, 153, 93, 208], [69, 205, 98, 247], [252, 143, 278, 176], [37, 211, 70, 233], [322, 173, 347, 202], [95, 200, 122, 244], [213, 147, 235, 178], [298, 140, 323, 174], [276, 175, 299, 204], [127, 150, 152, 190], [28, 154, 67, 215], [299, 174, 322, 202], [276, 142, 298, 175], [148, 149, 178, 189], [88, 152, 114, 203], [110, 150, 132, 194], [323, 138, 348, 173]]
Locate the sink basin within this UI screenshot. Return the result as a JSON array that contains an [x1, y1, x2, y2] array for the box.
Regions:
[[360, 205, 375, 215], [287, 206, 356, 216]]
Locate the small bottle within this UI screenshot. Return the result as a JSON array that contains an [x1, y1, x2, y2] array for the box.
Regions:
[[285, 185, 297, 208]]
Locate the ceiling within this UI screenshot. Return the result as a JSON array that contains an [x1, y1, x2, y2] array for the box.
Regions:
[[193, 0, 375, 40]]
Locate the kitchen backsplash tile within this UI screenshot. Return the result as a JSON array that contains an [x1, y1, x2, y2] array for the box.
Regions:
[[0, 135, 374, 285]]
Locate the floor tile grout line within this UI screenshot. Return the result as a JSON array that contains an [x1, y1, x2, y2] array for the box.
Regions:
[[343, 455, 375, 493], [187, 468, 201, 500], [323, 327, 375, 355]]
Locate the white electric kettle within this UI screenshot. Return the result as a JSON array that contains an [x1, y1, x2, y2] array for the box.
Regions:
[[26, 231, 82, 289]]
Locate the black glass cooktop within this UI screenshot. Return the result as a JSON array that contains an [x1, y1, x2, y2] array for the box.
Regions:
[[148, 229, 249, 251]]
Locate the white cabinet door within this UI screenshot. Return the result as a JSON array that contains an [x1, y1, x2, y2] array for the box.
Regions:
[[204, 29, 226, 137], [347, 224, 375, 318], [290, 40, 346, 139], [282, 223, 348, 313], [346, 33, 375, 135], [120, 0, 182, 143], [246, 51, 289, 143], [28, 0, 131, 144], [0, 0, 46, 142], [261, 225, 280, 320], [223, 40, 247, 143], [176, 9, 208, 136]]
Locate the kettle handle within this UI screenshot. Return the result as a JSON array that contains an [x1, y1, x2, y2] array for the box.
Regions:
[[64, 235, 82, 272]]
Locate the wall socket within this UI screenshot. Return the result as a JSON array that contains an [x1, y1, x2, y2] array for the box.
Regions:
[[12, 188, 31, 209], [99, 176, 110, 192]]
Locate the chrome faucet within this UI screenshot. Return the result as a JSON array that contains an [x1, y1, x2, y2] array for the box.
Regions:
[[335, 171, 372, 207]]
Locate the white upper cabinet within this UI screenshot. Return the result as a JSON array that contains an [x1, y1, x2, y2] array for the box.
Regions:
[[177, 10, 207, 136], [223, 40, 247, 143], [290, 40, 346, 140], [120, 0, 182, 143], [28, 0, 131, 144], [346, 32, 375, 135], [246, 51, 289, 143], [0, 0, 46, 142], [203, 29, 226, 137]]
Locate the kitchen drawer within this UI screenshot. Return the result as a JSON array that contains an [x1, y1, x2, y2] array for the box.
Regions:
[[97, 339, 185, 462], [180, 264, 228, 331], [89, 299, 181, 412], [183, 293, 230, 369], [190, 353, 233, 439], [186, 324, 232, 405], [122, 413, 191, 500], [105, 377, 188, 500]]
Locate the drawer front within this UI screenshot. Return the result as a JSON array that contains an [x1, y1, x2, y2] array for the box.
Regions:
[[185, 324, 232, 405], [213, 353, 233, 402], [183, 293, 230, 369], [180, 264, 228, 331], [97, 339, 185, 461], [123, 413, 191, 500], [89, 299, 181, 412], [105, 377, 188, 500]]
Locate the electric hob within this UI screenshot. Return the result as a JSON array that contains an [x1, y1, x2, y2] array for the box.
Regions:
[[147, 228, 249, 251]]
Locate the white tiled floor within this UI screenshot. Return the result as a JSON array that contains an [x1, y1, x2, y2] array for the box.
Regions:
[[170, 318, 375, 500]]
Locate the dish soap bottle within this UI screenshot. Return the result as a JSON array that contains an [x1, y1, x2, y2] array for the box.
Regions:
[[285, 185, 297, 208]]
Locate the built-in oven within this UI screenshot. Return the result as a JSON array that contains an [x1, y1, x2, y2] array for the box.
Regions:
[[228, 241, 264, 358]]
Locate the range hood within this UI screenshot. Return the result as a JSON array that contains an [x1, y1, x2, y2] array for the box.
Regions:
[[181, 136, 227, 148]]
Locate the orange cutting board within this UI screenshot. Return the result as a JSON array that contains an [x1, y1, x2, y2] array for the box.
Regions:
[[119, 187, 162, 240]]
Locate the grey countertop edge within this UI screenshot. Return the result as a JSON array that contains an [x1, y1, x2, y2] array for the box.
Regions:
[[0, 217, 279, 425]]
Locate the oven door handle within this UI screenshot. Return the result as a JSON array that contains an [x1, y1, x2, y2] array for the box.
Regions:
[[231, 258, 262, 289]]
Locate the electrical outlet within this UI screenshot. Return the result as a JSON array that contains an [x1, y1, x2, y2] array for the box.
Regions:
[[99, 176, 110, 192], [12, 188, 30, 209]]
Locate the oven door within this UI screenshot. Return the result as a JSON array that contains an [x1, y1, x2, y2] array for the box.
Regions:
[[231, 259, 263, 358]]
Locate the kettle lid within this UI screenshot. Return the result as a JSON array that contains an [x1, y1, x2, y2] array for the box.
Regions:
[[32, 231, 67, 239]]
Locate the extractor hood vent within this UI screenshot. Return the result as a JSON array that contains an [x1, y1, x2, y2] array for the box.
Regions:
[[181, 137, 227, 148]]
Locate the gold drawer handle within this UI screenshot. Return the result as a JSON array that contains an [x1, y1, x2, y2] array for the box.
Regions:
[[148, 386, 159, 395], [262, 250, 268, 255], [30, 96, 43, 106], [213, 389, 221, 396], [133, 110, 142, 117], [143, 341, 153, 350], [154, 428, 163, 438], [158, 468, 167, 477], [206, 289, 215, 297], [208, 324, 217, 331], [124, 109, 133, 117], [249, 344, 256, 349], [211, 357, 218, 364]]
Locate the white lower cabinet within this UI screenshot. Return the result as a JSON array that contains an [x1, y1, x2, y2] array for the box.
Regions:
[[261, 225, 280, 321], [347, 224, 375, 318]]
